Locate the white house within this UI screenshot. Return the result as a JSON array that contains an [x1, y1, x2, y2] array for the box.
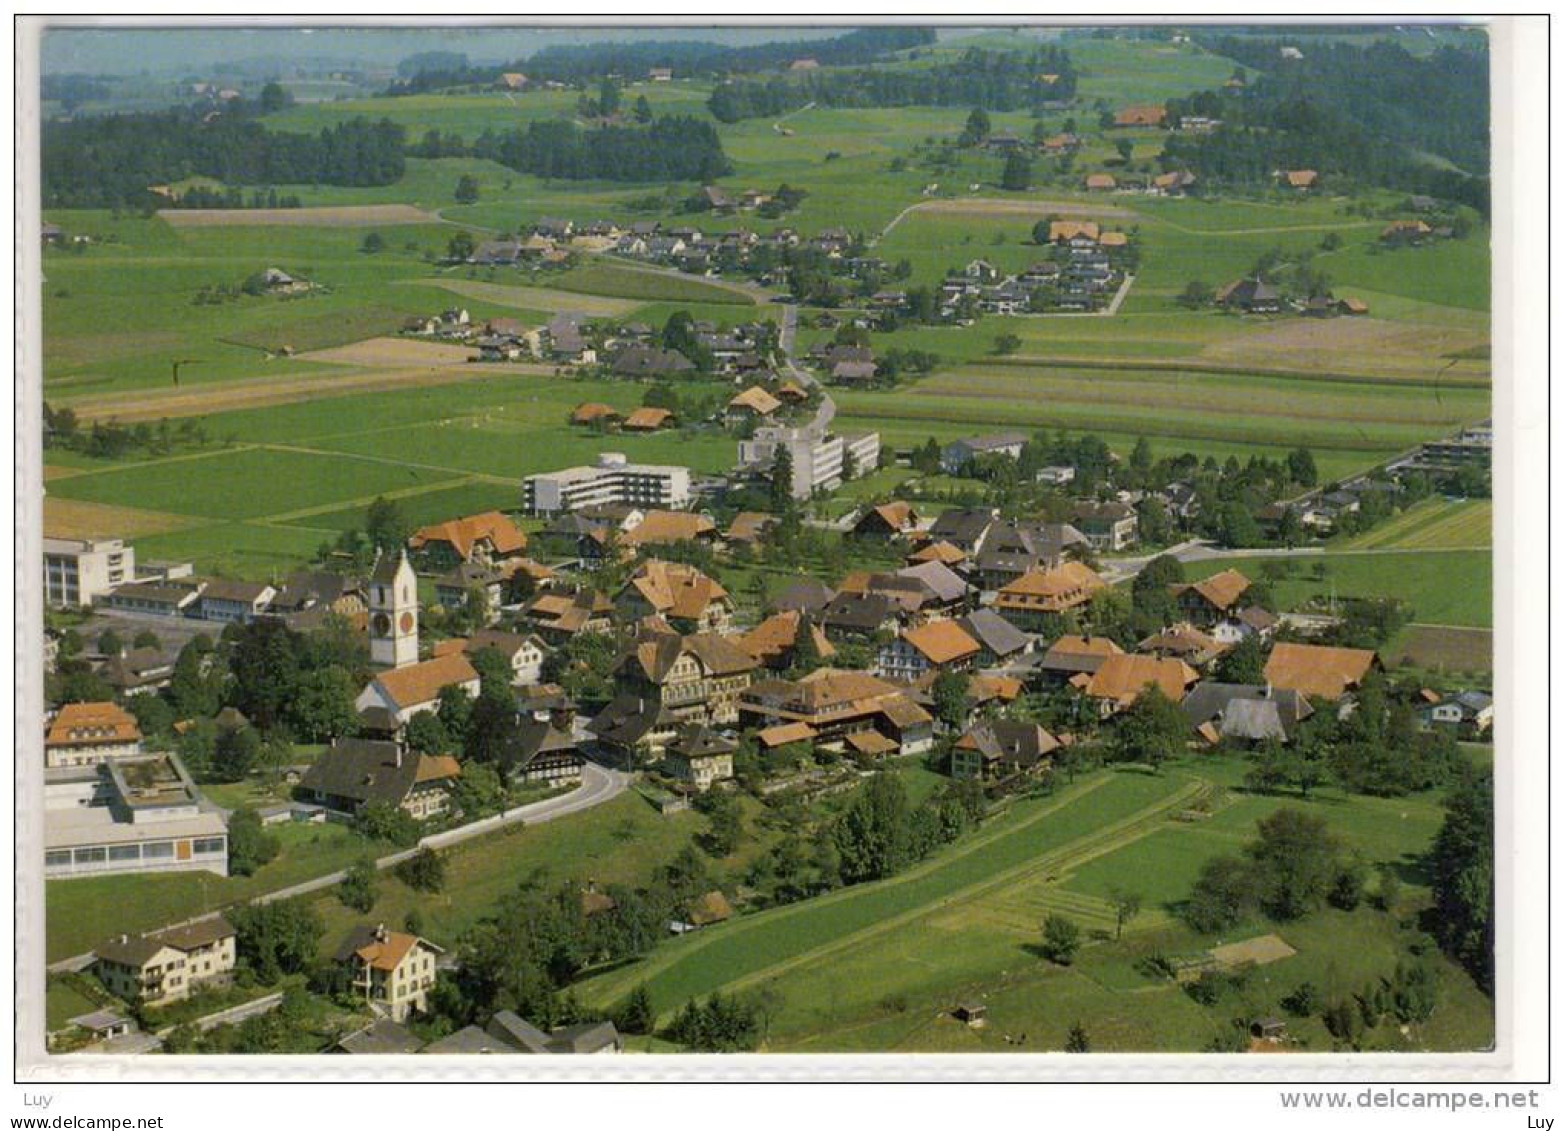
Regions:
[[355, 653, 481, 726]]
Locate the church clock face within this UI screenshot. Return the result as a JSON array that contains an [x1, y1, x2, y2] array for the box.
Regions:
[[371, 612, 392, 637], [399, 612, 416, 634]]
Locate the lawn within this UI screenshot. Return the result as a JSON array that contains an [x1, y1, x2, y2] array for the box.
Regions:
[[306, 792, 704, 958], [572, 770, 1189, 1019], [45, 977, 103, 1032], [46, 821, 385, 962], [45, 446, 465, 521], [1184, 549, 1492, 629], [762, 750, 1492, 1053], [1343, 498, 1492, 551], [547, 260, 758, 306]]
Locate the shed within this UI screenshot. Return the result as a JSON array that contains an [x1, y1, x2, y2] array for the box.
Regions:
[[952, 1001, 987, 1027], [1251, 1016, 1288, 1041], [70, 1011, 134, 1041]]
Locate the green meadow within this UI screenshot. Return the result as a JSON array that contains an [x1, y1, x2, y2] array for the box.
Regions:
[[45, 373, 744, 579], [571, 754, 1491, 1053], [1184, 549, 1493, 628]]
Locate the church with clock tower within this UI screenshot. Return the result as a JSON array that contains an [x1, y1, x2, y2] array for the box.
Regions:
[[368, 549, 419, 669]]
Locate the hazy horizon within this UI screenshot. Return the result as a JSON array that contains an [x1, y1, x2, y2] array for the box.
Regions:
[[40, 25, 904, 77]]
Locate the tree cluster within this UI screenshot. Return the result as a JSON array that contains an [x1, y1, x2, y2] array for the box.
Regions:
[[831, 772, 986, 886], [1183, 808, 1359, 933], [708, 47, 1077, 123], [471, 116, 731, 183], [1165, 37, 1489, 215], [43, 109, 406, 208]]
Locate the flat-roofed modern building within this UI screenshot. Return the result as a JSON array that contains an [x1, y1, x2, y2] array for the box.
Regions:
[[525, 452, 691, 516], [738, 425, 880, 500], [45, 752, 227, 879], [43, 536, 135, 608]]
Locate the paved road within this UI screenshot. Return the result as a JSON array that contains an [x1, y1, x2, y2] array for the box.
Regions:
[[47, 763, 630, 974], [1097, 537, 1461, 584]]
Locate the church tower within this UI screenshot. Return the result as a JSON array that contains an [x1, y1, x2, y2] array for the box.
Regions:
[[368, 549, 418, 668]]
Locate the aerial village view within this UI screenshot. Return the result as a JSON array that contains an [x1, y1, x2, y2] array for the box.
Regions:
[[33, 23, 1496, 1059]]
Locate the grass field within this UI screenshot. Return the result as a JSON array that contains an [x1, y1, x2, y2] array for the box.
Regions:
[[159, 204, 440, 228], [45, 978, 102, 1032], [1184, 549, 1492, 629], [834, 362, 1485, 484], [1344, 498, 1492, 550], [573, 771, 1189, 1019], [568, 752, 1490, 1053], [44, 372, 743, 578], [547, 260, 759, 306], [46, 821, 386, 962], [306, 792, 704, 958]]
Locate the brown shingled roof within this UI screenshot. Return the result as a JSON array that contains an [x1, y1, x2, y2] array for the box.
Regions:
[[1263, 642, 1378, 701], [996, 562, 1105, 613], [623, 406, 675, 431], [870, 500, 918, 531], [371, 653, 479, 711], [1083, 654, 1199, 706], [757, 721, 817, 748], [623, 560, 729, 619], [47, 701, 142, 748], [1049, 220, 1100, 243], [738, 609, 836, 667], [1177, 569, 1252, 613], [901, 619, 981, 665], [907, 540, 966, 566], [409, 511, 527, 560], [728, 386, 781, 416], [621, 511, 716, 548]]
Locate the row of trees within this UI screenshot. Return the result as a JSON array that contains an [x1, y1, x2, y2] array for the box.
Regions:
[[520, 27, 933, 86], [468, 116, 731, 183], [832, 773, 987, 885], [43, 109, 406, 208], [708, 47, 1078, 123], [44, 403, 213, 460]]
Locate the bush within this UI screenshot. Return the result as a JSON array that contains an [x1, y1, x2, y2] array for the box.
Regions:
[[1282, 981, 1321, 1017], [1329, 857, 1368, 910], [338, 858, 379, 913], [227, 807, 281, 877], [1039, 913, 1082, 965], [355, 801, 421, 847], [394, 847, 446, 893], [1206, 1019, 1251, 1052], [615, 985, 656, 1035]]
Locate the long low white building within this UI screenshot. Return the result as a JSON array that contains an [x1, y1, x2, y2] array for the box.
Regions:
[[45, 752, 227, 879], [525, 452, 691, 516]]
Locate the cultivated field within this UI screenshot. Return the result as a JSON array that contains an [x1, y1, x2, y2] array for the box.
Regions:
[[65, 360, 552, 424], [1345, 498, 1492, 550], [549, 259, 760, 306], [44, 372, 740, 578], [410, 276, 643, 317], [1388, 625, 1495, 676], [298, 336, 477, 368], [158, 204, 442, 227], [570, 756, 1491, 1053], [42, 496, 196, 540]]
